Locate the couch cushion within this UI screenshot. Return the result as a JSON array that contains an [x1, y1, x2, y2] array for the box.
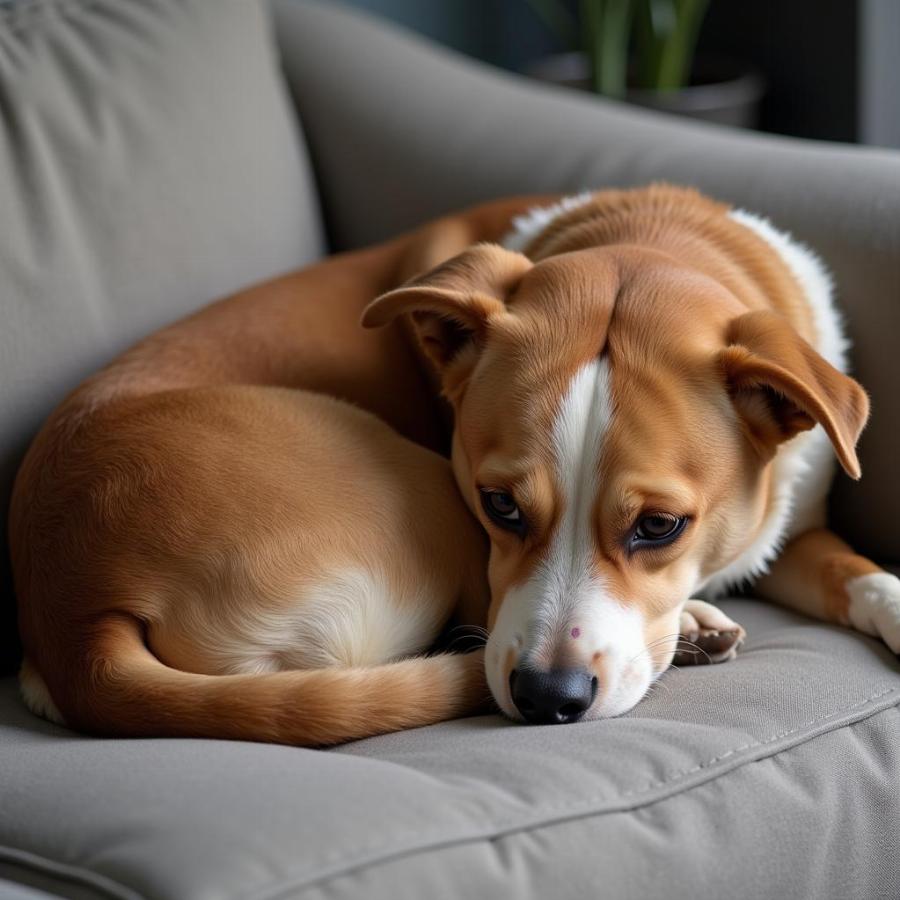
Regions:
[[1, 599, 897, 900], [0, 0, 325, 671]]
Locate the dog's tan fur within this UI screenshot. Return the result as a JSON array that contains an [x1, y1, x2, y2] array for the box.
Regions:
[[10, 197, 539, 744], [10, 186, 897, 744], [364, 186, 876, 718]]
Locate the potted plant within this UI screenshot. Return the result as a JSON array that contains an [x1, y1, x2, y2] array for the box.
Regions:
[[525, 0, 764, 128]]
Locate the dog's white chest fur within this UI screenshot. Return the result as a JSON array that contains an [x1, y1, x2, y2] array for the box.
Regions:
[[701, 209, 848, 594], [502, 196, 850, 594]]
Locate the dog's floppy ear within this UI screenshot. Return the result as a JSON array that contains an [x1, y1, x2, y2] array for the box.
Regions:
[[720, 310, 869, 479], [361, 243, 532, 372]]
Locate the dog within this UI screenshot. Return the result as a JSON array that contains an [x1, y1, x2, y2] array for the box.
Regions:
[[10, 185, 900, 744]]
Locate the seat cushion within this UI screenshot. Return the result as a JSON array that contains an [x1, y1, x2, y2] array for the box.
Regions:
[[1, 599, 897, 900], [0, 0, 325, 672]]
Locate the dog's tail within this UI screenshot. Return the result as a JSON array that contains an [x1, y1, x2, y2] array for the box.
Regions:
[[32, 615, 488, 746]]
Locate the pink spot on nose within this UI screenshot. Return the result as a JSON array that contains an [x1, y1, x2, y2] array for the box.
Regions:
[[570, 627, 581, 639]]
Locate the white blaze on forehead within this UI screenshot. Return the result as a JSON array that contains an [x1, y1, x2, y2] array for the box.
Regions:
[[527, 355, 622, 657], [551, 356, 614, 576], [486, 355, 652, 718], [522, 356, 620, 657]]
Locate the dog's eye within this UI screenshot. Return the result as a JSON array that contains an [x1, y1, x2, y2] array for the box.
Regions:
[[480, 489, 524, 533], [632, 513, 687, 547]]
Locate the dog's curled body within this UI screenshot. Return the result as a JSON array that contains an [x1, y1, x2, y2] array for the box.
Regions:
[[9, 209, 515, 745], [16, 377, 496, 744], [11, 187, 900, 745]]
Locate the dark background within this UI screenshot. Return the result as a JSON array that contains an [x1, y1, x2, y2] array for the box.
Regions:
[[339, 0, 900, 148]]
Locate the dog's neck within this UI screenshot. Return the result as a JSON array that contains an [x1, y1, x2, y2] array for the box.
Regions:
[[504, 185, 817, 346]]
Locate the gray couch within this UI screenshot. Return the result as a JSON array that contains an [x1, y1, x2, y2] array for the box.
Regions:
[[1, 1, 899, 897]]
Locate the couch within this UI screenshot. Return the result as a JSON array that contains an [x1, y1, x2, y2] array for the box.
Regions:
[[1, 1, 898, 897]]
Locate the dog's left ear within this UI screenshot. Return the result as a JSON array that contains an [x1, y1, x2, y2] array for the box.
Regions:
[[720, 310, 869, 479], [361, 243, 532, 373]]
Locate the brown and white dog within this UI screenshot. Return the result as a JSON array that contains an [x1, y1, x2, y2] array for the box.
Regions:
[[10, 186, 900, 744]]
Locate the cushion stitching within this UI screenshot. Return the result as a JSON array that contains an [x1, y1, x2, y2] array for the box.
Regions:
[[247, 684, 899, 900], [0, 687, 895, 900], [618, 682, 898, 794], [0, 844, 144, 900], [294, 702, 900, 900], [307, 683, 900, 862]]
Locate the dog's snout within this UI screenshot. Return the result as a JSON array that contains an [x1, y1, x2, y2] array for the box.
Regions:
[[509, 667, 598, 724]]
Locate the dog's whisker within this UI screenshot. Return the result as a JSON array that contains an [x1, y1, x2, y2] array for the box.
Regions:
[[445, 634, 488, 653], [628, 633, 684, 666], [645, 632, 682, 647], [669, 638, 712, 664], [446, 625, 489, 638]]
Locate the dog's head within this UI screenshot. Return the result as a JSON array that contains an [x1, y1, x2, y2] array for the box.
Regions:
[[363, 238, 868, 723]]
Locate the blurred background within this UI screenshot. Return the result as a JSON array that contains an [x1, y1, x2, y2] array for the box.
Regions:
[[339, 0, 900, 148]]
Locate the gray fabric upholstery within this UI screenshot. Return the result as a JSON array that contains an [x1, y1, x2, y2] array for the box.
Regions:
[[0, 0, 324, 671], [0, 882, 61, 900], [272, 0, 900, 566], [1, 1, 899, 898], [1, 601, 899, 900]]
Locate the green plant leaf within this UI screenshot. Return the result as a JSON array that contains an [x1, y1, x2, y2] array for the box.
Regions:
[[656, 0, 709, 90], [583, 0, 635, 97]]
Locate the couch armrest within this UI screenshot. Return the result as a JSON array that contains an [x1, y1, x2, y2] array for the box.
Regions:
[[271, 0, 900, 563]]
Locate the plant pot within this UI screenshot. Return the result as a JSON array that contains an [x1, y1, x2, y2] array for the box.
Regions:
[[525, 52, 765, 130]]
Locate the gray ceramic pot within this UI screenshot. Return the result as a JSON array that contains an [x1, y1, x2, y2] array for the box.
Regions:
[[526, 52, 765, 129]]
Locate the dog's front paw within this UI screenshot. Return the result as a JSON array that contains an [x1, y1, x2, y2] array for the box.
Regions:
[[673, 599, 746, 666], [846, 572, 900, 655]]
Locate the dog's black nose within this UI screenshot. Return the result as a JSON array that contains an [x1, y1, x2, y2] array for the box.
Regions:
[[509, 668, 598, 724]]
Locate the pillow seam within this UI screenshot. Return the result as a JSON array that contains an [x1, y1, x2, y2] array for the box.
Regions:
[[251, 685, 900, 899]]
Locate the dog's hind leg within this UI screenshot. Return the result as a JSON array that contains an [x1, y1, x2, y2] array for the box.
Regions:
[[18, 386, 492, 745]]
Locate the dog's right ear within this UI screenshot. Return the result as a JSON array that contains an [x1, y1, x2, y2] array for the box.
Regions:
[[361, 243, 532, 375]]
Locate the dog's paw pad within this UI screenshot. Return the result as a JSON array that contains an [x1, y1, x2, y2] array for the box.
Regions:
[[672, 628, 745, 666], [846, 573, 900, 655], [673, 599, 746, 666]]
